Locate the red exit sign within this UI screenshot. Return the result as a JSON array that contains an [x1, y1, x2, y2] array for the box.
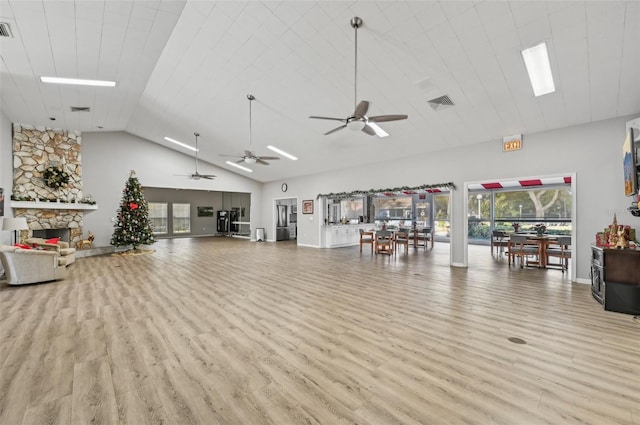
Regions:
[[503, 134, 522, 152]]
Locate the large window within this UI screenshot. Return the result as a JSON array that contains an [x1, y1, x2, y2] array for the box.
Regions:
[[172, 203, 191, 234], [433, 194, 450, 237], [468, 187, 572, 242], [148, 202, 168, 234]]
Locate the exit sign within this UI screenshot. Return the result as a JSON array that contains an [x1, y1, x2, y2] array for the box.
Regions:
[[503, 134, 522, 152]]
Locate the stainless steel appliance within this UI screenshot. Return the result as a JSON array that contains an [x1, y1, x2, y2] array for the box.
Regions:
[[277, 205, 287, 228]]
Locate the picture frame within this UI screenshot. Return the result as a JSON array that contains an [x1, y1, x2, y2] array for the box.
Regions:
[[302, 199, 314, 214], [197, 206, 214, 217]]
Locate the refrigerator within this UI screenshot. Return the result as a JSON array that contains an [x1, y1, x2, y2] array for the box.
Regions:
[[276, 205, 288, 240]]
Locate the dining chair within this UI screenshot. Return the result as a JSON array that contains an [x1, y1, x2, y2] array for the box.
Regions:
[[507, 234, 539, 268], [415, 227, 433, 250], [375, 230, 393, 255], [546, 235, 572, 272], [491, 230, 509, 257], [394, 230, 410, 255], [359, 229, 374, 254]]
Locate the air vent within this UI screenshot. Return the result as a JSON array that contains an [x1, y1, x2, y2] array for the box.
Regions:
[[0, 22, 13, 38], [70, 106, 90, 112], [428, 94, 454, 111]]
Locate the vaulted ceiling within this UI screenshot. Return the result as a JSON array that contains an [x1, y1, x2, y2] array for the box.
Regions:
[[1, 1, 639, 183]]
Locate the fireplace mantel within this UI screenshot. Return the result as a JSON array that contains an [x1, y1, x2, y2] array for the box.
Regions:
[[11, 201, 98, 211]]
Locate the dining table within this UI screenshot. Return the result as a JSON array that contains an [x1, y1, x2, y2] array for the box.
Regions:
[[520, 233, 558, 268]]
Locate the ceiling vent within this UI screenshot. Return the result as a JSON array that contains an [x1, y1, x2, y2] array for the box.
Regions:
[[70, 106, 90, 112], [428, 94, 454, 111], [0, 22, 13, 38]]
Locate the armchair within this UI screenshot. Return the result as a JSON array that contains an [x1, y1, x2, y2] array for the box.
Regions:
[[25, 237, 76, 266], [0, 245, 66, 285]]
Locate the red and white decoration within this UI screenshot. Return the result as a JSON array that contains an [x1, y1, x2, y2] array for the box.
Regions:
[[468, 176, 571, 191]]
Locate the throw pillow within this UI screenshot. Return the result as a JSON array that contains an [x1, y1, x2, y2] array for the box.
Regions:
[[14, 243, 31, 249], [45, 237, 60, 244]]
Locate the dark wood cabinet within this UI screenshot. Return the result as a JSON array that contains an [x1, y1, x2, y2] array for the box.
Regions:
[[590, 245, 640, 315]]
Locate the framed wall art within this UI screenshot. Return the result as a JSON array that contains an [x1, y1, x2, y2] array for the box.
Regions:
[[302, 199, 313, 214]]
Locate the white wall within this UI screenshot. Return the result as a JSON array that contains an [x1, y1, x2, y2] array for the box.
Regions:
[[265, 115, 640, 282], [81, 131, 263, 245]]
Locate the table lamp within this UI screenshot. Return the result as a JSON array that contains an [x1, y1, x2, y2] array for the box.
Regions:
[[2, 217, 29, 245]]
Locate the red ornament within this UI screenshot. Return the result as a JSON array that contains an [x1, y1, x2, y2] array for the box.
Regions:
[[129, 202, 139, 210]]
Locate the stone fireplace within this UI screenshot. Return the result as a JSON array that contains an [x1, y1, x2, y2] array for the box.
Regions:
[[15, 207, 84, 247], [11, 123, 87, 248]]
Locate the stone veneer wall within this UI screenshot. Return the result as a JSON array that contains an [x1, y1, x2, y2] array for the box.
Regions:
[[12, 123, 85, 247], [12, 123, 82, 201]]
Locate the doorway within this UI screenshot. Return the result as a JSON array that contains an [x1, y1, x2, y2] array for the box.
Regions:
[[274, 197, 298, 241]]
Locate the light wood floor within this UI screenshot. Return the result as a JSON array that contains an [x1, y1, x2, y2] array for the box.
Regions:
[[1, 238, 638, 425]]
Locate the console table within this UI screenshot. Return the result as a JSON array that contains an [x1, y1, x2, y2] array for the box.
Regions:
[[590, 245, 640, 315]]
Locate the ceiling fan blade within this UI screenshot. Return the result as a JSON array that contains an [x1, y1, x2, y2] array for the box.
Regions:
[[256, 159, 270, 166], [367, 114, 408, 123], [258, 156, 279, 160], [235, 159, 245, 164], [365, 122, 389, 138], [324, 124, 347, 135], [309, 116, 347, 122], [361, 124, 376, 136], [354, 101, 369, 119], [201, 175, 216, 179]]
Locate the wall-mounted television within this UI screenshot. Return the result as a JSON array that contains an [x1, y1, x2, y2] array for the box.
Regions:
[[623, 127, 637, 197]]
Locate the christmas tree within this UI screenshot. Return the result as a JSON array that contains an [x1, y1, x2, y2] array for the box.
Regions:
[[111, 170, 156, 249]]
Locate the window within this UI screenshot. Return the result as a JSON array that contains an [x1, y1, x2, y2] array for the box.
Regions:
[[339, 197, 364, 220], [173, 203, 191, 233], [433, 194, 450, 238], [373, 197, 412, 221], [468, 186, 572, 242], [148, 202, 168, 234]]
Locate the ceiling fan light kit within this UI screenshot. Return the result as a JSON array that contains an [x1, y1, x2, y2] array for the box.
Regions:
[[309, 17, 407, 138]]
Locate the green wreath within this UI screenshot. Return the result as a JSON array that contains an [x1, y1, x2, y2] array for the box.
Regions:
[[43, 166, 70, 189]]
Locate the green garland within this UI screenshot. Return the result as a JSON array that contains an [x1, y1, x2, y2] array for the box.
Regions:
[[317, 182, 456, 199], [43, 165, 70, 189]]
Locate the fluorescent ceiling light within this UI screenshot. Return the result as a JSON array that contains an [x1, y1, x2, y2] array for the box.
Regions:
[[40, 76, 117, 87], [226, 161, 253, 172], [267, 145, 298, 161], [521, 42, 555, 97], [164, 136, 198, 152]]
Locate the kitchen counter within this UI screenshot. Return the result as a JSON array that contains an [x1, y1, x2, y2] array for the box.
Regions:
[[321, 223, 373, 248]]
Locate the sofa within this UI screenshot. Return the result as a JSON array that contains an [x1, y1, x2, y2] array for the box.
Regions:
[[0, 245, 67, 285], [25, 237, 76, 266]]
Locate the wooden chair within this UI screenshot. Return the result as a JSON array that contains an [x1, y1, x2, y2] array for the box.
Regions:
[[375, 230, 393, 255], [491, 230, 509, 257], [394, 230, 410, 255], [359, 229, 374, 253], [507, 234, 539, 268], [546, 235, 571, 272]]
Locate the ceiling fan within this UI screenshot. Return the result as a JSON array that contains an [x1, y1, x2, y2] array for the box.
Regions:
[[220, 94, 280, 165], [309, 17, 407, 138], [179, 132, 216, 180]]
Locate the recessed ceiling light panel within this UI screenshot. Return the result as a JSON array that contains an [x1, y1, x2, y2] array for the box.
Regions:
[[267, 145, 298, 161], [40, 76, 117, 87], [521, 42, 555, 97]]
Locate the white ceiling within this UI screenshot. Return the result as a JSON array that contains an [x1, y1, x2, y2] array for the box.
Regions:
[[1, 1, 639, 183]]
